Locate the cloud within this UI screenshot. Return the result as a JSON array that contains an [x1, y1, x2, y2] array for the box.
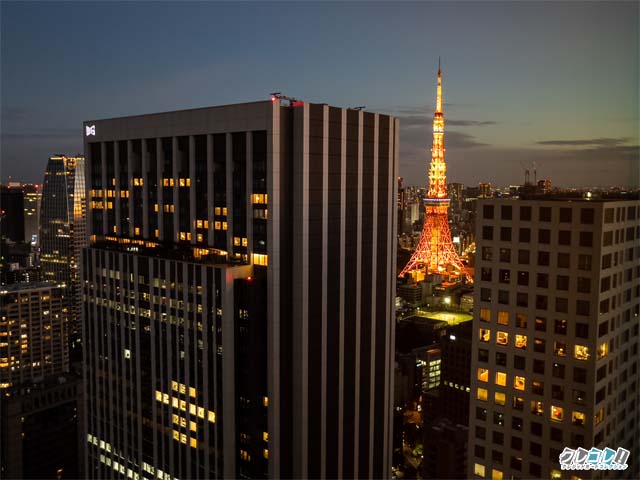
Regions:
[[536, 137, 631, 147]]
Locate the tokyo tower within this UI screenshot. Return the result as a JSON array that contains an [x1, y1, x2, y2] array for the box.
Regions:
[[399, 62, 464, 280]]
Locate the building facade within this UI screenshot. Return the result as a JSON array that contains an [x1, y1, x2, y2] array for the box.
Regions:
[[468, 198, 640, 479], [1, 184, 25, 243], [39, 155, 87, 342], [82, 100, 398, 479], [0, 282, 69, 388], [23, 183, 42, 245]]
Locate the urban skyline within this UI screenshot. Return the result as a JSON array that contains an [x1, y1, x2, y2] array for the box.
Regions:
[[1, 1, 638, 187]]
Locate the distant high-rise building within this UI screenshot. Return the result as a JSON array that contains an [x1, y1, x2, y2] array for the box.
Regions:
[[468, 197, 640, 480], [1, 184, 25, 243], [1, 373, 83, 479], [39, 156, 87, 341], [0, 282, 69, 388], [400, 66, 464, 280], [83, 100, 398, 479], [22, 183, 42, 245], [478, 182, 492, 199]]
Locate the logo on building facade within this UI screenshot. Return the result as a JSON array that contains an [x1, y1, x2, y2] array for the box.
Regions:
[[85, 125, 96, 136], [559, 447, 630, 470]]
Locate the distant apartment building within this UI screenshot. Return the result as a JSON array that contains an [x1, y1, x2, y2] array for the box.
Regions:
[[0, 282, 69, 388], [82, 100, 398, 479], [468, 197, 640, 479], [23, 183, 41, 244]]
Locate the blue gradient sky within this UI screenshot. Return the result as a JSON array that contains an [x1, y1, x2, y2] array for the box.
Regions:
[[1, 1, 638, 187]]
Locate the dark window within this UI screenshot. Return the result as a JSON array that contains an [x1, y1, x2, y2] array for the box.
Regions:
[[492, 431, 504, 445], [536, 273, 549, 288], [476, 407, 487, 421], [578, 254, 592, 271], [576, 300, 590, 317], [517, 271, 529, 286], [478, 348, 489, 362], [556, 275, 569, 290], [480, 288, 491, 302], [603, 231, 613, 246], [500, 227, 512, 241], [552, 384, 564, 401], [516, 292, 528, 307], [499, 248, 511, 262], [602, 254, 611, 269], [481, 246, 492, 261], [555, 297, 568, 313], [482, 225, 494, 240], [514, 355, 525, 370], [530, 422, 542, 437], [579, 231, 593, 247], [475, 426, 486, 440], [501, 205, 512, 220], [483, 205, 494, 219], [577, 277, 591, 293], [535, 317, 546, 332], [533, 359, 545, 374], [534, 338, 545, 353], [474, 445, 485, 459], [575, 323, 589, 338], [499, 269, 510, 284], [554, 319, 567, 335], [604, 208, 614, 224], [511, 436, 523, 451], [496, 351, 507, 366], [573, 367, 587, 384], [539, 207, 551, 222], [498, 290, 509, 305], [537, 251, 550, 266], [559, 208, 572, 223], [536, 295, 548, 310], [520, 206, 531, 221], [511, 456, 522, 471], [481, 267, 492, 282], [557, 252, 570, 268], [580, 208, 594, 224], [530, 442, 542, 457], [519, 227, 530, 243], [538, 229, 551, 244], [552, 362, 565, 379], [512, 416, 523, 431], [558, 230, 571, 245], [518, 249, 530, 265]]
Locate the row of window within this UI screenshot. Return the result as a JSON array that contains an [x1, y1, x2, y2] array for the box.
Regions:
[[479, 289, 592, 315], [480, 247, 594, 270], [482, 204, 639, 224], [481, 225, 596, 246], [480, 269, 593, 291]]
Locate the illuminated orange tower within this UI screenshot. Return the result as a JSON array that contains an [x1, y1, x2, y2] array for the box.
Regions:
[[400, 62, 464, 280]]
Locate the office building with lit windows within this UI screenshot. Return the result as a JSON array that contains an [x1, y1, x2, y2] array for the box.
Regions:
[[82, 100, 398, 479], [468, 197, 640, 480], [0, 282, 69, 388], [39, 155, 87, 342]]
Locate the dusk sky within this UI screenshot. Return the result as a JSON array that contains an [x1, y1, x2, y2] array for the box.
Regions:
[[1, 1, 638, 187]]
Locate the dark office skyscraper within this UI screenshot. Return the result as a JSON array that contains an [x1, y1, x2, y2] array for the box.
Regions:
[[82, 100, 398, 479], [39, 156, 87, 339], [1, 184, 25, 243]]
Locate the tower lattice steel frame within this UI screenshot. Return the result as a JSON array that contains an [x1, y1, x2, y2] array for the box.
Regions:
[[400, 64, 464, 278]]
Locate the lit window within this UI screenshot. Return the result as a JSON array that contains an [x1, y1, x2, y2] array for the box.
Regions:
[[477, 388, 488, 401], [214, 221, 221, 230], [479, 328, 490, 342], [222, 222, 228, 231], [480, 308, 491, 322], [494, 392, 506, 405], [515, 335, 527, 349], [263, 431, 269, 442], [222, 207, 228, 216], [215, 207, 221, 216], [474, 464, 486, 478], [190, 438, 197, 448], [497, 311, 509, 325], [551, 405, 564, 422], [208, 411, 216, 423], [263, 449, 269, 459], [550, 470, 562, 480], [597, 343, 608, 359], [263, 396, 269, 407], [189, 421, 197, 432], [155, 391, 163, 402], [574, 345, 590, 360], [492, 469, 503, 480], [478, 368, 489, 383], [514, 376, 525, 391], [595, 407, 605, 425], [572, 411, 585, 426], [554, 341, 566, 357], [496, 331, 508, 346], [234, 237, 241, 246], [154, 204, 159, 212], [495, 372, 507, 386], [531, 401, 543, 416]]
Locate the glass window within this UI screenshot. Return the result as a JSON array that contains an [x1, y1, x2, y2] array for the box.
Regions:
[[515, 313, 527, 328], [474, 464, 486, 478], [578, 254, 592, 271], [480, 288, 491, 302], [533, 359, 545, 374], [572, 411, 585, 426], [556, 275, 569, 290], [538, 229, 551, 244], [495, 371, 507, 386], [534, 338, 546, 353], [513, 396, 524, 410], [574, 345, 590, 360], [557, 252, 570, 268], [478, 368, 489, 382], [494, 392, 506, 406], [483, 205, 494, 219], [482, 225, 494, 240], [515, 335, 527, 349], [532, 380, 544, 395], [534, 317, 546, 332], [552, 363, 565, 379], [539, 207, 551, 222], [580, 208, 594, 224], [577, 277, 591, 293], [519, 227, 530, 243], [554, 319, 567, 335], [496, 351, 507, 366], [520, 205, 531, 221], [499, 248, 511, 262], [536, 273, 549, 288], [479, 328, 491, 342], [478, 348, 489, 362], [481, 267, 492, 281], [558, 230, 571, 245], [554, 340, 566, 357], [517, 271, 529, 286], [516, 292, 528, 307], [480, 308, 491, 322], [518, 249, 530, 264], [482, 246, 493, 261], [537, 251, 550, 266], [500, 227, 511, 241], [550, 405, 564, 422], [477, 388, 488, 401], [496, 331, 508, 346], [497, 311, 509, 325], [597, 342, 608, 359], [559, 208, 572, 223], [499, 269, 510, 284], [514, 355, 525, 370], [552, 384, 564, 400], [579, 231, 593, 247], [514, 376, 525, 391], [531, 401, 544, 416], [498, 290, 509, 304]]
